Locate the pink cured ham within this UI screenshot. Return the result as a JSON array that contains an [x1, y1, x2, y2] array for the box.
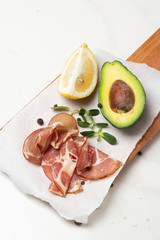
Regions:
[[23, 127, 55, 165], [72, 136, 91, 174], [42, 137, 79, 197], [41, 145, 82, 196], [41, 146, 64, 197], [49, 173, 82, 196], [67, 172, 82, 194], [23, 113, 123, 197], [41, 146, 60, 181], [79, 146, 122, 180], [23, 113, 78, 165], [49, 181, 64, 197], [48, 113, 78, 149], [51, 137, 78, 196]]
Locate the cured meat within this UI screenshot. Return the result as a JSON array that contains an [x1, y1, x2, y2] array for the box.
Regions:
[[48, 113, 78, 130], [23, 113, 78, 165], [23, 113, 122, 198], [41, 145, 60, 180], [41, 146, 67, 197], [23, 127, 55, 165], [49, 181, 64, 197], [52, 137, 78, 196], [49, 172, 82, 196], [72, 136, 91, 174], [42, 142, 83, 196], [79, 146, 122, 180], [42, 138, 79, 197], [48, 113, 78, 149], [67, 172, 82, 194], [41, 135, 122, 196]]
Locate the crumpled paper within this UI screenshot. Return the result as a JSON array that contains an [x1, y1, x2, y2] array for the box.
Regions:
[[0, 49, 160, 223]]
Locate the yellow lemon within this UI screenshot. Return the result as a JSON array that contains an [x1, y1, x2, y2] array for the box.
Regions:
[[58, 43, 98, 99]]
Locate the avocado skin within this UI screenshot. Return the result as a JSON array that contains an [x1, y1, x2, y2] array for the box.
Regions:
[[100, 103, 146, 129], [98, 61, 146, 128]]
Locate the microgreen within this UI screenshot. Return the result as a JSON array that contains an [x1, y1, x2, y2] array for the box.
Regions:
[[77, 120, 90, 128], [80, 131, 96, 137], [95, 123, 108, 128], [79, 108, 86, 116], [51, 104, 117, 145], [100, 132, 117, 145], [51, 106, 70, 111], [88, 109, 99, 116]]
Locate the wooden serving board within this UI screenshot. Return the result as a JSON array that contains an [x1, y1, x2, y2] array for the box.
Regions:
[[126, 28, 160, 164]]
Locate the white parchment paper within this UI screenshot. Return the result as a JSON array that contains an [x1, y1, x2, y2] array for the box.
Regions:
[[0, 49, 160, 223]]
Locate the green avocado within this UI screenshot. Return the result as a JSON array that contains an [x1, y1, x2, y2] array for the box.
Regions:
[[98, 61, 146, 128]]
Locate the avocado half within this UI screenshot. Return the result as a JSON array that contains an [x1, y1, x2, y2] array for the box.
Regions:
[[98, 61, 146, 128]]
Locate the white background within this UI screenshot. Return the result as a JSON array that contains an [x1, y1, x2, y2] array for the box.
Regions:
[[0, 0, 160, 239]]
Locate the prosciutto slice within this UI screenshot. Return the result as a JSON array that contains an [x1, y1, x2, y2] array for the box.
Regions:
[[23, 113, 78, 165], [49, 181, 64, 197], [41, 145, 64, 197], [72, 136, 91, 174], [42, 138, 79, 197], [49, 173, 82, 196], [79, 146, 122, 180], [67, 172, 82, 194], [23, 127, 55, 165], [41, 145, 59, 181], [41, 145, 82, 196], [48, 113, 78, 149]]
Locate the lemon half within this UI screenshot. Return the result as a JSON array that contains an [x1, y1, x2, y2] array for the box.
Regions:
[[58, 43, 98, 99]]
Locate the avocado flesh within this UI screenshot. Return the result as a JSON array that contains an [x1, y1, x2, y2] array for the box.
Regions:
[[98, 61, 146, 128]]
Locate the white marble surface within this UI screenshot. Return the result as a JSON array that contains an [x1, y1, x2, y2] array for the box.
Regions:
[[0, 0, 160, 239]]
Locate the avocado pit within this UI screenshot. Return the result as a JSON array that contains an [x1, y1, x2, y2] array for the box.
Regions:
[[109, 79, 135, 113]]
